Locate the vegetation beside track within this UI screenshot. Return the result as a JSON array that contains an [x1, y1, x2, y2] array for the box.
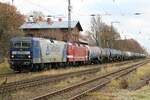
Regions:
[[106, 61, 150, 90], [0, 59, 12, 74], [85, 60, 150, 100], [86, 84, 150, 100]]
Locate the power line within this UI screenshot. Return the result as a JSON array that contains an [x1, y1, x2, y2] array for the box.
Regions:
[[24, 0, 54, 14], [23, 0, 68, 20]]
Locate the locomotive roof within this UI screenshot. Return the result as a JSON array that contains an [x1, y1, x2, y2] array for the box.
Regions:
[[20, 21, 83, 31], [11, 37, 33, 41], [11, 37, 66, 44], [10, 37, 46, 41]]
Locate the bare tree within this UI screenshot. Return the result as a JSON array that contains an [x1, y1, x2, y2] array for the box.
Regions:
[[88, 15, 146, 54], [89, 16, 121, 48], [0, 2, 25, 56], [90, 16, 103, 47]]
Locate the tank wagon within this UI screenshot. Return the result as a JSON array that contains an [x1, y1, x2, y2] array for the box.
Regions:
[[9, 37, 146, 72]]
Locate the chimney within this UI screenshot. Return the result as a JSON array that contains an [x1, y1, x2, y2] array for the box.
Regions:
[[58, 18, 62, 22], [47, 18, 51, 24], [47, 15, 53, 24], [38, 16, 43, 22], [28, 15, 34, 23]]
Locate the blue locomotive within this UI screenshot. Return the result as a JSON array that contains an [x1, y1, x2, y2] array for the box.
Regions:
[[9, 37, 67, 72]]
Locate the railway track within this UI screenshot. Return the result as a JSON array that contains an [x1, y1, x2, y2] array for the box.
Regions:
[[0, 60, 133, 79], [0, 60, 138, 94], [0, 59, 140, 80], [31, 60, 149, 100]]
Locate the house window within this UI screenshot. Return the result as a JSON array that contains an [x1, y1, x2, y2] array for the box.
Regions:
[[61, 29, 68, 33]]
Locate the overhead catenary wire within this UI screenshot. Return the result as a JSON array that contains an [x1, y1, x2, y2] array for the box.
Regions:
[[25, 0, 54, 14], [23, 0, 68, 20]]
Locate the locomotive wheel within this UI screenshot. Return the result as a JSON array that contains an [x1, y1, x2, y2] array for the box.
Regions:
[[46, 64, 51, 70], [17, 66, 22, 73], [31, 64, 37, 72], [38, 64, 43, 71], [52, 63, 60, 69]]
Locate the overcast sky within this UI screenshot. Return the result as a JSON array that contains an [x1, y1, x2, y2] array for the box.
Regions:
[[1, 0, 150, 53]]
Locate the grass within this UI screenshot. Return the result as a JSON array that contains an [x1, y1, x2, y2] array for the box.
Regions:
[[126, 63, 150, 87], [0, 58, 12, 74], [86, 61, 150, 100], [115, 85, 150, 100], [104, 62, 150, 89], [86, 83, 150, 100], [86, 85, 150, 100], [54, 76, 86, 88]]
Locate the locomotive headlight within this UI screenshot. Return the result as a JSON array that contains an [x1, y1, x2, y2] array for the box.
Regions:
[[28, 55, 31, 58], [11, 55, 14, 58]]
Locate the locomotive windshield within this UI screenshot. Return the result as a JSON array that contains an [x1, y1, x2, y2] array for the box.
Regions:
[[11, 41, 31, 48]]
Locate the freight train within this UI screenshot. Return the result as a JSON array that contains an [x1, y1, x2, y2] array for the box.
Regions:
[[9, 37, 145, 72]]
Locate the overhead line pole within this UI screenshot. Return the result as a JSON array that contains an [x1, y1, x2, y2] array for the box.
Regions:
[[12, 0, 14, 5], [68, 0, 71, 41]]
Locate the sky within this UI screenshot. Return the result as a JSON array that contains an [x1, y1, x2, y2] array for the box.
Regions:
[[0, 0, 150, 53]]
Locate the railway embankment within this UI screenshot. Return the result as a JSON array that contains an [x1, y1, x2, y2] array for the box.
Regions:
[[0, 59, 148, 100], [0, 60, 133, 83], [0, 59, 12, 74]]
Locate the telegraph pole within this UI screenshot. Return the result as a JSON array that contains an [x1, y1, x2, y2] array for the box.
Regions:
[[12, 0, 14, 5], [68, 0, 71, 41], [110, 21, 120, 48]]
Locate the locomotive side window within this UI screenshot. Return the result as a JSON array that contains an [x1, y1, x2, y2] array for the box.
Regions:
[[13, 42, 21, 48], [11, 41, 31, 48], [22, 42, 31, 48]]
